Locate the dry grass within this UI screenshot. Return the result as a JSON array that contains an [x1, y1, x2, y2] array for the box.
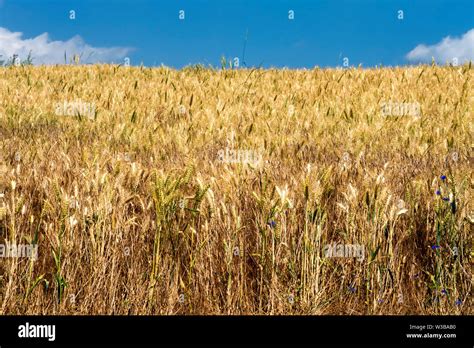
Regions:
[[0, 64, 472, 315]]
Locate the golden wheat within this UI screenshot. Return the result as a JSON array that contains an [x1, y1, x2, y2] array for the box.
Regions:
[[0, 64, 472, 314]]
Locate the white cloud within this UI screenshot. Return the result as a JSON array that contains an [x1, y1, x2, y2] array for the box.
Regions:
[[406, 28, 474, 64], [0, 27, 133, 64]]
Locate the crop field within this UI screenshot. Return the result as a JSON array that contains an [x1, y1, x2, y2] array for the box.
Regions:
[[0, 64, 472, 315]]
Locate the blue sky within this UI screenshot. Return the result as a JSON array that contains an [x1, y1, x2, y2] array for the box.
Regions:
[[0, 0, 473, 68]]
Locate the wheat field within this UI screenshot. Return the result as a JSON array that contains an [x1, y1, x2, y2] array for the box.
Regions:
[[0, 64, 472, 315]]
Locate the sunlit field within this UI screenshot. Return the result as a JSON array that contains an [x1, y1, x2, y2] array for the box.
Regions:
[[0, 64, 472, 314]]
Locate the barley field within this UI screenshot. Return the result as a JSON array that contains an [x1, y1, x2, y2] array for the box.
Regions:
[[0, 64, 472, 315]]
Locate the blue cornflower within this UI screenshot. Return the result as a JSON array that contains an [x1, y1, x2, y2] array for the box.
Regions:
[[441, 289, 447, 295], [435, 190, 441, 195], [431, 245, 441, 250], [442, 197, 449, 201], [440, 175, 447, 181], [267, 220, 276, 228], [348, 286, 356, 293], [455, 299, 462, 306]]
